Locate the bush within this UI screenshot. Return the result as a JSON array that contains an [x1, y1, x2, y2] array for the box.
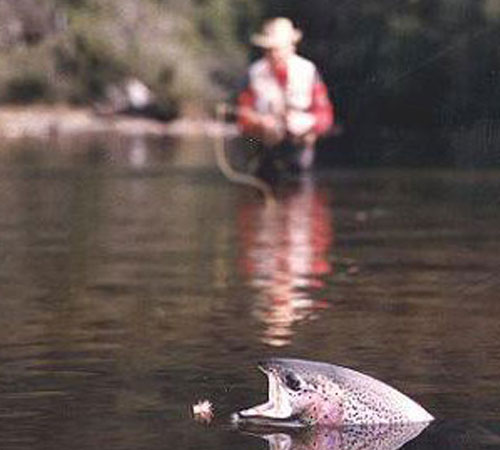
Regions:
[[0, 0, 261, 113], [4, 77, 51, 103]]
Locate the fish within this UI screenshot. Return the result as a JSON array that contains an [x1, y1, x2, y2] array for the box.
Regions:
[[233, 358, 434, 427]]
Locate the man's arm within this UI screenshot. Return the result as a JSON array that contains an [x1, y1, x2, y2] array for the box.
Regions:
[[310, 72, 334, 135], [237, 87, 260, 134]]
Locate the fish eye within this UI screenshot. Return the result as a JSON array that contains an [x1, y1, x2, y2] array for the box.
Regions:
[[285, 372, 302, 391]]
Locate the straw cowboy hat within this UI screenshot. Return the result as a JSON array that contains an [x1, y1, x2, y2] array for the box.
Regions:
[[251, 18, 302, 49]]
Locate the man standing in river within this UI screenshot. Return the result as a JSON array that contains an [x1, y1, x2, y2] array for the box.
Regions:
[[237, 17, 334, 175]]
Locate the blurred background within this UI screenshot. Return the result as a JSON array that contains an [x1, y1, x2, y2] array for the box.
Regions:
[[1, 0, 500, 166]]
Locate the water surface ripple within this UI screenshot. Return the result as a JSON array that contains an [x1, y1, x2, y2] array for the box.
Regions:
[[0, 137, 499, 449]]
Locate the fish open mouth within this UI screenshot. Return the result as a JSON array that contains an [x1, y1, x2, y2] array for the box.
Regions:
[[233, 362, 301, 427], [233, 358, 435, 430]]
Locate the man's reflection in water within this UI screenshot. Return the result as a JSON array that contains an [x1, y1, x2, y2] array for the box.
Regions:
[[238, 176, 334, 346], [247, 422, 429, 450]]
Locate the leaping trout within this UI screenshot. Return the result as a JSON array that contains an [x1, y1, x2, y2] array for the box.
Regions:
[[233, 358, 434, 427]]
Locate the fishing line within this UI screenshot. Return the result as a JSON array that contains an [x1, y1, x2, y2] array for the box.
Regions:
[[294, 1, 499, 121], [368, 24, 497, 125], [380, 25, 496, 90], [214, 103, 277, 208], [215, 4, 495, 185], [334, 13, 500, 120]]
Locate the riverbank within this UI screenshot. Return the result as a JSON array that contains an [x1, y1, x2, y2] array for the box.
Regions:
[[0, 106, 238, 141]]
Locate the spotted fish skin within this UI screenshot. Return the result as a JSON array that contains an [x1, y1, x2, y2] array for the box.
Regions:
[[236, 358, 434, 427]]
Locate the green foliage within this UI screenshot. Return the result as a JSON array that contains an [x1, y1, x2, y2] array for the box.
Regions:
[[5, 77, 51, 104], [0, 0, 261, 112]]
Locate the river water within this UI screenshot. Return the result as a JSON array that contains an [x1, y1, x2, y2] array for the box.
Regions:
[[0, 135, 499, 449]]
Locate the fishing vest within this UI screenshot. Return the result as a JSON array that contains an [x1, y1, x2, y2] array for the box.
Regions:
[[248, 54, 317, 116]]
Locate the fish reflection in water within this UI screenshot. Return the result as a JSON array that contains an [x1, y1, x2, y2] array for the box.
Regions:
[[238, 177, 334, 346], [245, 422, 429, 450]]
